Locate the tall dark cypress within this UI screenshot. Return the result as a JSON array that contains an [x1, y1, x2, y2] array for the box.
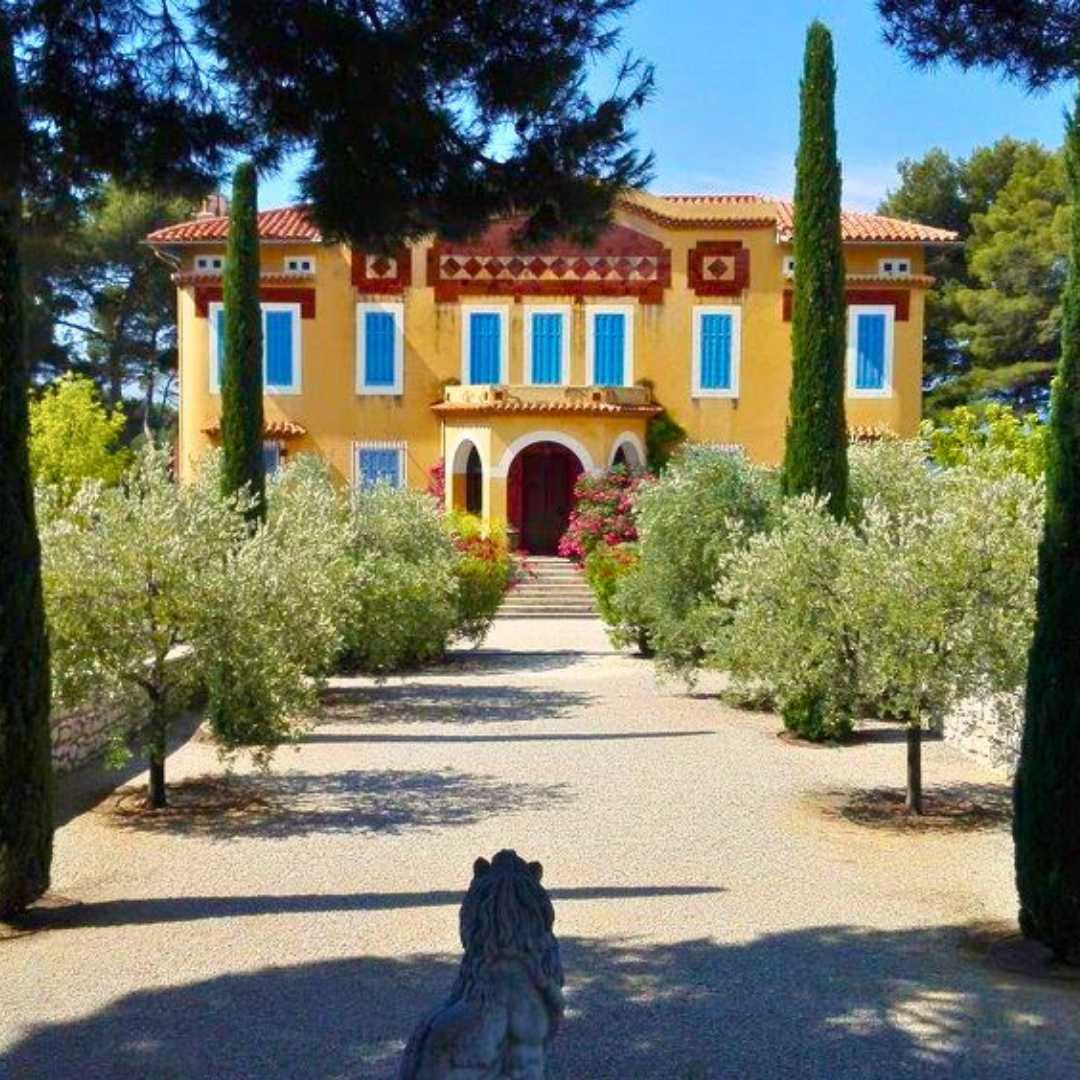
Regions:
[[1013, 93, 1080, 965], [220, 161, 264, 520], [0, 17, 53, 919], [781, 21, 849, 520]]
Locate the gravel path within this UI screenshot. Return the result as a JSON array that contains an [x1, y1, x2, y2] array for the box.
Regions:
[[2, 618, 1078, 1079]]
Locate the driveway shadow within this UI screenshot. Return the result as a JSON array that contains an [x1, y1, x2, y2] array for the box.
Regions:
[[321, 683, 594, 726], [102, 768, 573, 840], [4, 924, 1078, 1079], [439, 649, 612, 676]]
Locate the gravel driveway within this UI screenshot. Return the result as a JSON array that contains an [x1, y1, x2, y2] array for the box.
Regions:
[[2, 618, 1078, 1079]]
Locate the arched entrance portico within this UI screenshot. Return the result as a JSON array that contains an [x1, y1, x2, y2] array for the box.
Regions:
[[507, 441, 584, 555]]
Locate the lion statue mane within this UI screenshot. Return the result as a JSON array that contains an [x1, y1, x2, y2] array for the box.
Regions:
[[398, 849, 565, 1079]]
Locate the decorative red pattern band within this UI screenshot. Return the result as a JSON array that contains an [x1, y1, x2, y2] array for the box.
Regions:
[[782, 289, 911, 321], [688, 241, 751, 297], [194, 286, 316, 318], [351, 248, 413, 293]]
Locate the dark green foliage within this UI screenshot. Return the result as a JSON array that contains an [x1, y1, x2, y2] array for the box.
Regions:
[[220, 163, 264, 521], [877, 0, 1080, 89], [782, 692, 852, 744], [781, 22, 849, 520], [0, 17, 52, 919], [645, 409, 687, 472], [1013, 93, 1080, 964]]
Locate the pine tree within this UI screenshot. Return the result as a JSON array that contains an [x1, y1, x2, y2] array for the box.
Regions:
[[0, 16, 52, 920], [219, 162, 264, 521], [781, 21, 849, 521], [1013, 92, 1080, 964]]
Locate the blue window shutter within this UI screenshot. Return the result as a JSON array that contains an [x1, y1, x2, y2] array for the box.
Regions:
[[365, 311, 396, 387], [593, 313, 625, 386], [265, 310, 294, 388], [215, 309, 225, 387], [856, 314, 886, 389], [700, 314, 732, 390], [359, 448, 402, 489], [531, 313, 562, 384], [262, 442, 281, 475], [469, 313, 501, 383]]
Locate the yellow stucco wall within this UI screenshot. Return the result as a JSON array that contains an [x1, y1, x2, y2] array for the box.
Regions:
[[174, 210, 929, 520]]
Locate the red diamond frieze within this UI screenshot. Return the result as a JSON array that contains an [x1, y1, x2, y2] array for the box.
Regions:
[[593, 258, 611, 278], [637, 258, 654, 278], [571, 257, 591, 277], [507, 257, 526, 278], [527, 257, 547, 277], [463, 257, 483, 277], [442, 257, 461, 277], [614, 257, 633, 279], [369, 256, 392, 277], [486, 258, 504, 276], [550, 257, 569, 277], [707, 258, 730, 278]]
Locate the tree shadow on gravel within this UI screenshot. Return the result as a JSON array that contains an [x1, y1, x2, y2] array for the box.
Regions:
[[321, 683, 594, 726], [100, 768, 572, 840], [4, 924, 1077, 1080], [303, 729, 717, 746], [438, 649, 613, 676], [814, 783, 1012, 833]]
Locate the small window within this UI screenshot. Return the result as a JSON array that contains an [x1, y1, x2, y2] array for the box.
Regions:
[[263, 441, 283, 475], [285, 256, 315, 274], [692, 306, 741, 398], [356, 302, 404, 395], [209, 302, 302, 394], [195, 255, 223, 272], [462, 306, 508, 385], [782, 256, 796, 278], [525, 306, 570, 385], [847, 305, 894, 396], [587, 306, 633, 387], [879, 258, 910, 277], [354, 442, 406, 490]]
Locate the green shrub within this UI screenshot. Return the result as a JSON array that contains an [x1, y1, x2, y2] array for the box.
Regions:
[[584, 543, 654, 655], [631, 446, 776, 675], [449, 512, 514, 644], [922, 403, 1047, 479]]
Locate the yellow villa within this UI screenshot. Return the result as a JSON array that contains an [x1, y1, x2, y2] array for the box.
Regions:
[[147, 191, 956, 553]]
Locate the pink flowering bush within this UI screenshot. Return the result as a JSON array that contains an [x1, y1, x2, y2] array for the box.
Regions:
[[558, 465, 647, 562]]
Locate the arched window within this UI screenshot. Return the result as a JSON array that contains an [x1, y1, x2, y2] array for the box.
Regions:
[[465, 445, 483, 515], [613, 445, 629, 468]]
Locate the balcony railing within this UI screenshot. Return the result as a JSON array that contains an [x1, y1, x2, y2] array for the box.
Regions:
[[433, 383, 658, 417]]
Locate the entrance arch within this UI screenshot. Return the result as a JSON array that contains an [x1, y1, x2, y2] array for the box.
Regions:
[[449, 437, 484, 517], [507, 441, 585, 555]]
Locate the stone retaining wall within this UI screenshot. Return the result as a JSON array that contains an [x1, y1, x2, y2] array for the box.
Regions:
[[50, 701, 121, 774], [941, 692, 1023, 778]]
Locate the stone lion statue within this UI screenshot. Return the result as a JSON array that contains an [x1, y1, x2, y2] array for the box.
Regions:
[[398, 850, 565, 1079]]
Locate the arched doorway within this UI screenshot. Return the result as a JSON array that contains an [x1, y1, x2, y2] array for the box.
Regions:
[[464, 446, 482, 515], [449, 438, 484, 517], [507, 441, 584, 555]]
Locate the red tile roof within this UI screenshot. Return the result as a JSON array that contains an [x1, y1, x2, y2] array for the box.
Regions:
[[773, 201, 957, 244], [147, 207, 319, 245], [202, 419, 308, 439]]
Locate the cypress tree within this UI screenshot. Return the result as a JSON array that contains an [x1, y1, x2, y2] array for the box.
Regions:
[[220, 162, 264, 522], [0, 17, 53, 919], [1013, 93, 1080, 965], [781, 21, 849, 520]]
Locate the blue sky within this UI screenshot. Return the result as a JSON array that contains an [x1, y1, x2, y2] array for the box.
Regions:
[[259, 0, 1072, 213]]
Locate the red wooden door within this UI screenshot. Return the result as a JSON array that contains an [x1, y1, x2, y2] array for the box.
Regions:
[[515, 443, 582, 555]]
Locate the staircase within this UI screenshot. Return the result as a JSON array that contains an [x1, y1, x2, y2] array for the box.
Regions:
[[499, 556, 597, 619]]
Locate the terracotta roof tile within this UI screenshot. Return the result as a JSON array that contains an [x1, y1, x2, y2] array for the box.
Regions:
[[202, 419, 308, 439], [147, 207, 319, 245], [431, 399, 661, 418], [774, 201, 957, 244]]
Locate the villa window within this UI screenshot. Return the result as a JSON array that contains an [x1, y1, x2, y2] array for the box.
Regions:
[[285, 256, 315, 273], [263, 441, 283, 475], [195, 255, 223, 272], [356, 301, 404, 395], [354, 441, 406, 490], [462, 305, 508, 384], [848, 305, 894, 396], [692, 306, 741, 398], [586, 306, 633, 387], [879, 258, 910, 277], [524, 306, 570, 385], [209, 302, 302, 394], [782, 255, 795, 278]]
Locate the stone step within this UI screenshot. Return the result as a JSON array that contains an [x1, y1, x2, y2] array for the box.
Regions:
[[498, 611, 599, 620]]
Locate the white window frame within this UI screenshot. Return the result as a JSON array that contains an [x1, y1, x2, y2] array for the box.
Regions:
[[208, 301, 303, 395], [522, 304, 571, 386], [585, 304, 634, 387], [285, 255, 315, 274], [691, 305, 741, 399], [356, 300, 404, 396], [847, 304, 895, 399], [460, 304, 509, 385], [352, 439, 408, 490], [878, 257, 911, 277], [195, 254, 223, 272], [782, 255, 796, 279]]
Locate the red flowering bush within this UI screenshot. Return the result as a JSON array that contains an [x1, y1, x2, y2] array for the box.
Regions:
[[426, 457, 446, 501], [558, 465, 647, 562]]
